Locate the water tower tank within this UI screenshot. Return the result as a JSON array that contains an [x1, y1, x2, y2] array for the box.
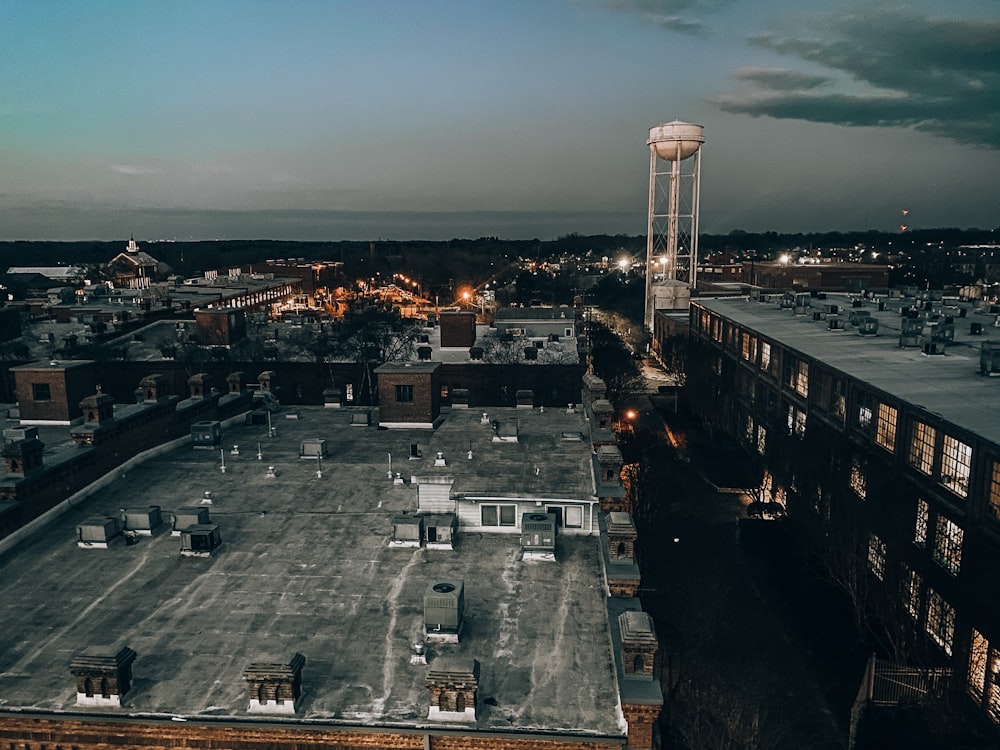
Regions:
[[647, 121, 704, 162]]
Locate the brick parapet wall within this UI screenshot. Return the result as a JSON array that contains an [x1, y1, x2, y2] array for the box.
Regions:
[[0, 717, 625, 750], [621, 703, 660, 749]]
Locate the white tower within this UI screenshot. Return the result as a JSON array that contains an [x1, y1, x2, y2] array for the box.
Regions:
[[645, 121, 704, 331]]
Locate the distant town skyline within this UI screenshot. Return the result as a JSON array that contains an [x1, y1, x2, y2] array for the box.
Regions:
[[2, 0, 998, 241]]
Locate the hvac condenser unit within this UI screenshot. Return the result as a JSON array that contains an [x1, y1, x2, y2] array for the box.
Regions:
[[520, 512, 556, 560], [77, 517, 121, 549], [424, 579, 465, 642], [180, 524, 222, 557], [173, 506, 211, 536]]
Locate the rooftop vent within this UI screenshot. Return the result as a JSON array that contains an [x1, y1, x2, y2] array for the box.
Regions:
[[123, 506, 162, 537], [191, 421, 222, 449], [491, 418, 519, 443], [390, 514, 423, 547], [424, 579, 465, 642], [980, 342, 1000, 376], [858, 317, 879, 336], [77, 516, 122, 549], [299, 438, 327, 459], [180, 524, 222, 557], [172, 506, 210, 536]]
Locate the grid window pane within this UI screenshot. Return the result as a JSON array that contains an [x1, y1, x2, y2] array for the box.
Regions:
[[933, 515, 963, 575], [909, 421, 936, 475], [914, 499, 929, 547], [941, 434, 972, 497], [499, 505, 516, 526], [850, 456, 867, 500], [875, 403, 897, 452], [990, 461, 1000, 521], [867, 534, 886, 580], [925, 588, 955, 656]]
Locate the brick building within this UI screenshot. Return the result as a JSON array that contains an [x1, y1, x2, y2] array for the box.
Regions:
[[687, 291, 1000, 727], [0, 372, 662, 749]]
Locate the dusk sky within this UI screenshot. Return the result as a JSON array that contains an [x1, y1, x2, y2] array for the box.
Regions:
[[2, 0, 998, 241]]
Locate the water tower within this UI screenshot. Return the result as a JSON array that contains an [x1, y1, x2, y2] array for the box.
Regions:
[[644, 121, 704, 331]]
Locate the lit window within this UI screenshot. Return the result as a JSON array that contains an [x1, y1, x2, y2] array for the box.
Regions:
[[914, 499, 929, 547], [933, 515, 963, 575], [903, 564, 921, 619], [345, 383, 354, 402], [743, 414, 754, 444], [787, 404, 806, 438], [875, 403, 897, 452], [941, 434, 972, 497], [395, 384, 414, 403], [990, 460, 1000, 521], [741, 333, 757, 362], [756, 425, 767, 456], [481, 504, 516, 527], [909, 421, 936, 475], [786, 357, 809, 397], [969, 629, 988, 702], [31, 383, 51, 401], [924, 588, 955, 656], [711, 317, 722, 343], [760, 342, 772, 372], [856, 392, 873, 431], [867, 534, 886, 580], [850, 457, 867, 500]]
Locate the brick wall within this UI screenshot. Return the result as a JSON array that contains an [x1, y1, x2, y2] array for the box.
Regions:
[[13, 362, 99, 423], [0, 717, 625, 750], [621, 703, 660, 749]]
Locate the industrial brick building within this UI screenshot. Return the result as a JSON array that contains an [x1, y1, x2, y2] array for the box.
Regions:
[[686, 289, 1000, 726], [0, 367, 661, 748]]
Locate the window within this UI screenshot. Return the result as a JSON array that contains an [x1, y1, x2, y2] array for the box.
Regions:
[[855, 391, 873, 431], [785, 357, 809, 397], [743, 414, 755, 444], [31, 383, 51, 401], [440, 384, 450, 399], [760, 342, 772, 373], [850, 457, 867, 500], [914, 499, 929, 547], [481, 504, 516, 527], [345, 383, 354, 402], [875, 403, 897, 452], [924, 588, 955, 656], [990, 460, 1000, 521], [933, 515, 963, 575], [969, 629, 988, 703], [909, 421, 936, 475], [941, 434, 972, 497], [868, 534, 887, 580], [741, 333, 757, 362], [903, 564, 921, 619], [395, 384, 414, 403], [710, 317, 722, 343], [756, 425, 767, 456], [787, 404, 806, 438]]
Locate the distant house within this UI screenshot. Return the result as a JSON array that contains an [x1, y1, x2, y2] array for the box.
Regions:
[[107, 236, 171, 288]]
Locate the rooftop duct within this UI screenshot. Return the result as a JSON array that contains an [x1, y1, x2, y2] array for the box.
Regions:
[[521, 512, 556, 561]]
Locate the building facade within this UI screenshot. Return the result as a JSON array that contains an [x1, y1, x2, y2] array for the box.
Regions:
[[687, 291, 1000, 726]]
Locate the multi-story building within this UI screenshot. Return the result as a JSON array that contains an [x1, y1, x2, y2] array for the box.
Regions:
[[687, 290, 1000, 726]]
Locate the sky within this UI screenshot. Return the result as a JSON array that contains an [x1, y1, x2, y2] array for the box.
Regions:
[[1, 0, 998, 241]]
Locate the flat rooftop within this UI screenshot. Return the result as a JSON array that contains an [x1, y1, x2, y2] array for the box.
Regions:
[[0, 406, 622, 737], [696, 294, 1000, 446]]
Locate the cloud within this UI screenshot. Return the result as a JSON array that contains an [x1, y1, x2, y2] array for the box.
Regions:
[[715, 8, 1000, 148], [601, 0, 732, 36], [109, 164, 163, 176], [732, 67, 831, 91]]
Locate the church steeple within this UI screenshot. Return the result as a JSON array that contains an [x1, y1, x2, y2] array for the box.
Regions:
[[126, 235, 139, 254]]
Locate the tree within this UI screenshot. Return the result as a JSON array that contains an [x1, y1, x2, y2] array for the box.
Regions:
[[479, 329, 525, 364], [587, 319, 643, 409]]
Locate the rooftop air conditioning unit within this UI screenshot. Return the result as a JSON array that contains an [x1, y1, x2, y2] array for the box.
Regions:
[[424, 579, 464, 642]]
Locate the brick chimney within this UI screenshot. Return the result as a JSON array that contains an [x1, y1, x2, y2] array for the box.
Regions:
[[596, 445, 623, 483], [138, 374, 169, 403], [607, 512, 637, 563], [243, 653, 305, 714], [592, 399, 614, 430], [426, 658, 479, 722], [80, 391, 115, 426], [69, 645, 137, 706], [227, 371, 247, 394], [582, 373, 607, 405], [187, 372, 211, 399], [619, 611, 658, 679], [2, 430, 44, 478], [257, 370, 277, 392]]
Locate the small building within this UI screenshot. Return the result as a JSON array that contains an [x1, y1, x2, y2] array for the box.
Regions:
[[11, 359, 100, 425]]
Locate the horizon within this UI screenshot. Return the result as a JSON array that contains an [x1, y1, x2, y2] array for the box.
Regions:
[[2, 2, 998, 241]]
